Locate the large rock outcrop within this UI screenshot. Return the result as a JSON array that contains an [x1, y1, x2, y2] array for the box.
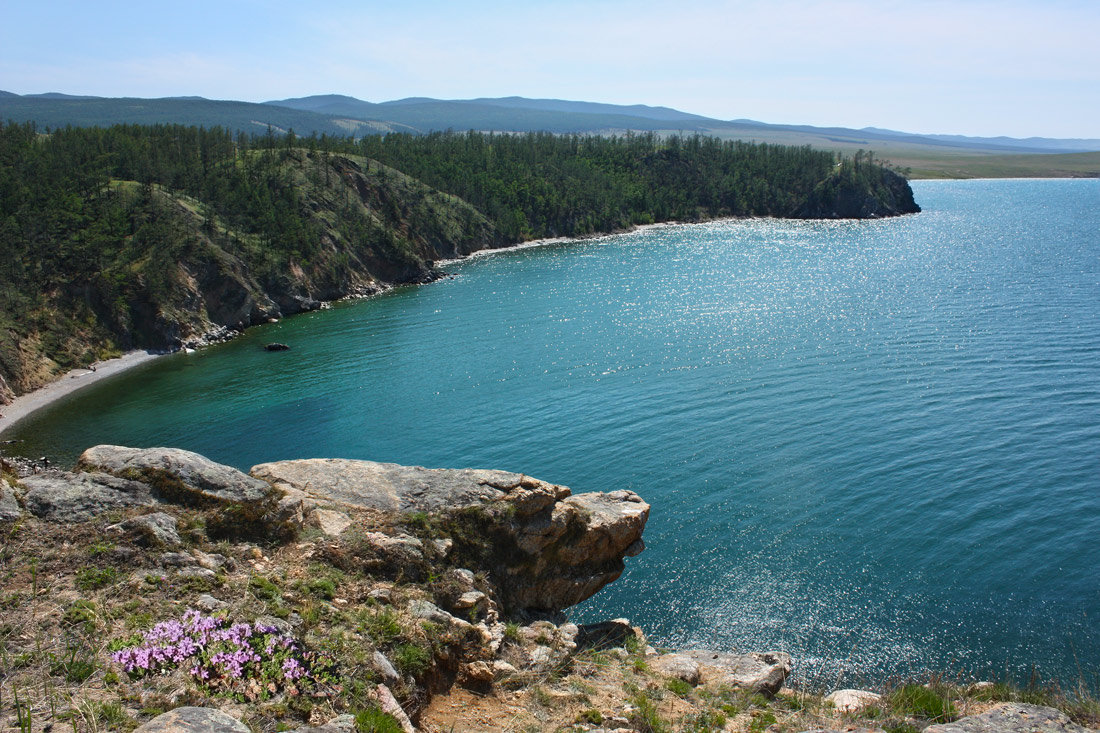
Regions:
[[923, 703, 1093, 733], [78, 445, 274, 505], [251, 458, 649, 613]]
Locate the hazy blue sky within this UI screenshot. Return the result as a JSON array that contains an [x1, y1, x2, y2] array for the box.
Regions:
[[2, 0, 1097, 138]]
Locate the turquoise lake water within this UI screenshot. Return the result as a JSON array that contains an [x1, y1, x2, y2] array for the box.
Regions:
[[8, 178, 1099, 689]]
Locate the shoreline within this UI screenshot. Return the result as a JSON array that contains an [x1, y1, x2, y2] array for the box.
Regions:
[[0, 350, 163, 437]]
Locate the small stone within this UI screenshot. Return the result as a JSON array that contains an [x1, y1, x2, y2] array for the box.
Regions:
[[257, 615, 292, 634], [432, 538, 453, 556], [120, 512, 181, 547], [372, 650, 400, 685], [374, 684, 416, 733], [160, 551, 197, 568], [175, 567, 217, 581], [309, 508, 352, 536], [192, 549, 230, 571], [492, 660, 519, 677], [460, 660, 495, 686], [825, 689, 882, 713], [195, 594, 228, 611], [454, 590, 488, 612], [368, 587, 394, 604]]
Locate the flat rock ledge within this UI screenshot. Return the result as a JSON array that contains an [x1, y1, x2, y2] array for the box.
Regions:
[[252, 458, 650, 612], [653, 650, 792, 696], [133, 706, 250, 733], [6, 446, 649, 614], [923, 703, 1095, 733]]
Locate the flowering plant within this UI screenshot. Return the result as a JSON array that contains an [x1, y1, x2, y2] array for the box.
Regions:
[[110, 610, 335, 700]]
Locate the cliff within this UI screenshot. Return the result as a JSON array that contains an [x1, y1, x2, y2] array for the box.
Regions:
[[0, 446, 1095, 732], [0, 150, 505, 399]]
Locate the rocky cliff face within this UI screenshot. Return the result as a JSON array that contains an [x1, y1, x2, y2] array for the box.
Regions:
[[797, 164, 921, 218], [251, 458, 650, 613]]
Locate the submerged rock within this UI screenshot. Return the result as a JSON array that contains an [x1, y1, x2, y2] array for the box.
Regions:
[[250, 458, 649, 612]]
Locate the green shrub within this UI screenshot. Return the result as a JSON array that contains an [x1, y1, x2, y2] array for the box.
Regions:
[[392, 642, 431, 678], [888, 684, 957, 722], [665, 678, 693, 698], [360, 607, 402, 646], [249, 574, 282, 601], [75, 566, 119, 591], [355, 707, 404, 733]]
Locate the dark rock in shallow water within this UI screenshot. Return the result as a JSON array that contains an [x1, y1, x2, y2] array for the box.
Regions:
[[264, 342, 291, 351]]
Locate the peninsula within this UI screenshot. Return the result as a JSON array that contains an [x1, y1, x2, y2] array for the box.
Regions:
[[0, 123, 918, 406]]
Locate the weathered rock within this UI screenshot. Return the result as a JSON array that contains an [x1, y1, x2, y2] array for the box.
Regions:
[[80, 445, 273, 506], [654, 650, 791, 696], [120, 512, 181, 546], [924, 703, 1093, 733], [134, 706, 249, 733], [0, 478, 22, 520], [653, 653, 702, 685], [251, 458, 649, 612], [825, 689, 882, 713], [372, 650, 400, 685], [21, 471, 155, 521], [160, 551, 197, 567], [460, 660, 495, 686], [407, 599, 471, 630], [196, 594, 228, 612], [287, 714, 356, 733], [575, 619, 639, 651], [176, 566, 217, 581], [309, 508, 353, 536], [375, 684, 416, 733]]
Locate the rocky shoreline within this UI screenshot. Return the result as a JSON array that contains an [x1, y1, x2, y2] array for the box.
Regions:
[[1, 445, 1094, 732]]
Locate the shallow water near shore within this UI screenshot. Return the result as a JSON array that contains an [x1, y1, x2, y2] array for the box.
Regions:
[[10, 179, 1100, 690]]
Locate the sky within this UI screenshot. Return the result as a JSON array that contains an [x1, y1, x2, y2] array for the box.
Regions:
[[2, 0, 1097, 139]]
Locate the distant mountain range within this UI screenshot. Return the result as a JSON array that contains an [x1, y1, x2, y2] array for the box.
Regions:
[[2, 91, 1098, 156]]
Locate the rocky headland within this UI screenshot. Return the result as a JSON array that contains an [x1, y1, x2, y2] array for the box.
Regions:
[[1, 446, 1093, 732]]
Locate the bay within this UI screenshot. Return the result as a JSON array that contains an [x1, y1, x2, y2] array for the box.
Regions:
[[9, 178, 1100, 688]]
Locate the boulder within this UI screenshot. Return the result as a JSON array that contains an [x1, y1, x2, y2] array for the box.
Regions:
[[251, 458, 649, 612], [825, 689, 882, 713], [119, 512, 181, 546], [21, 471, 156, 521], [0, 478, 22, 520], [79, 445, 273, 506], [134, 707, 249, 733], [653, 650, 791, 696], [923, 703, 1093, 733], [372, 650, 401, 685]]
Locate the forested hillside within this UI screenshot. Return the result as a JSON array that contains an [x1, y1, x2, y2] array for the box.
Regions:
[[0, 122, 918, 399]]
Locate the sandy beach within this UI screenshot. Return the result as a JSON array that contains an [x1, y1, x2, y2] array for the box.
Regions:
[[0, 350, 163, 436]]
